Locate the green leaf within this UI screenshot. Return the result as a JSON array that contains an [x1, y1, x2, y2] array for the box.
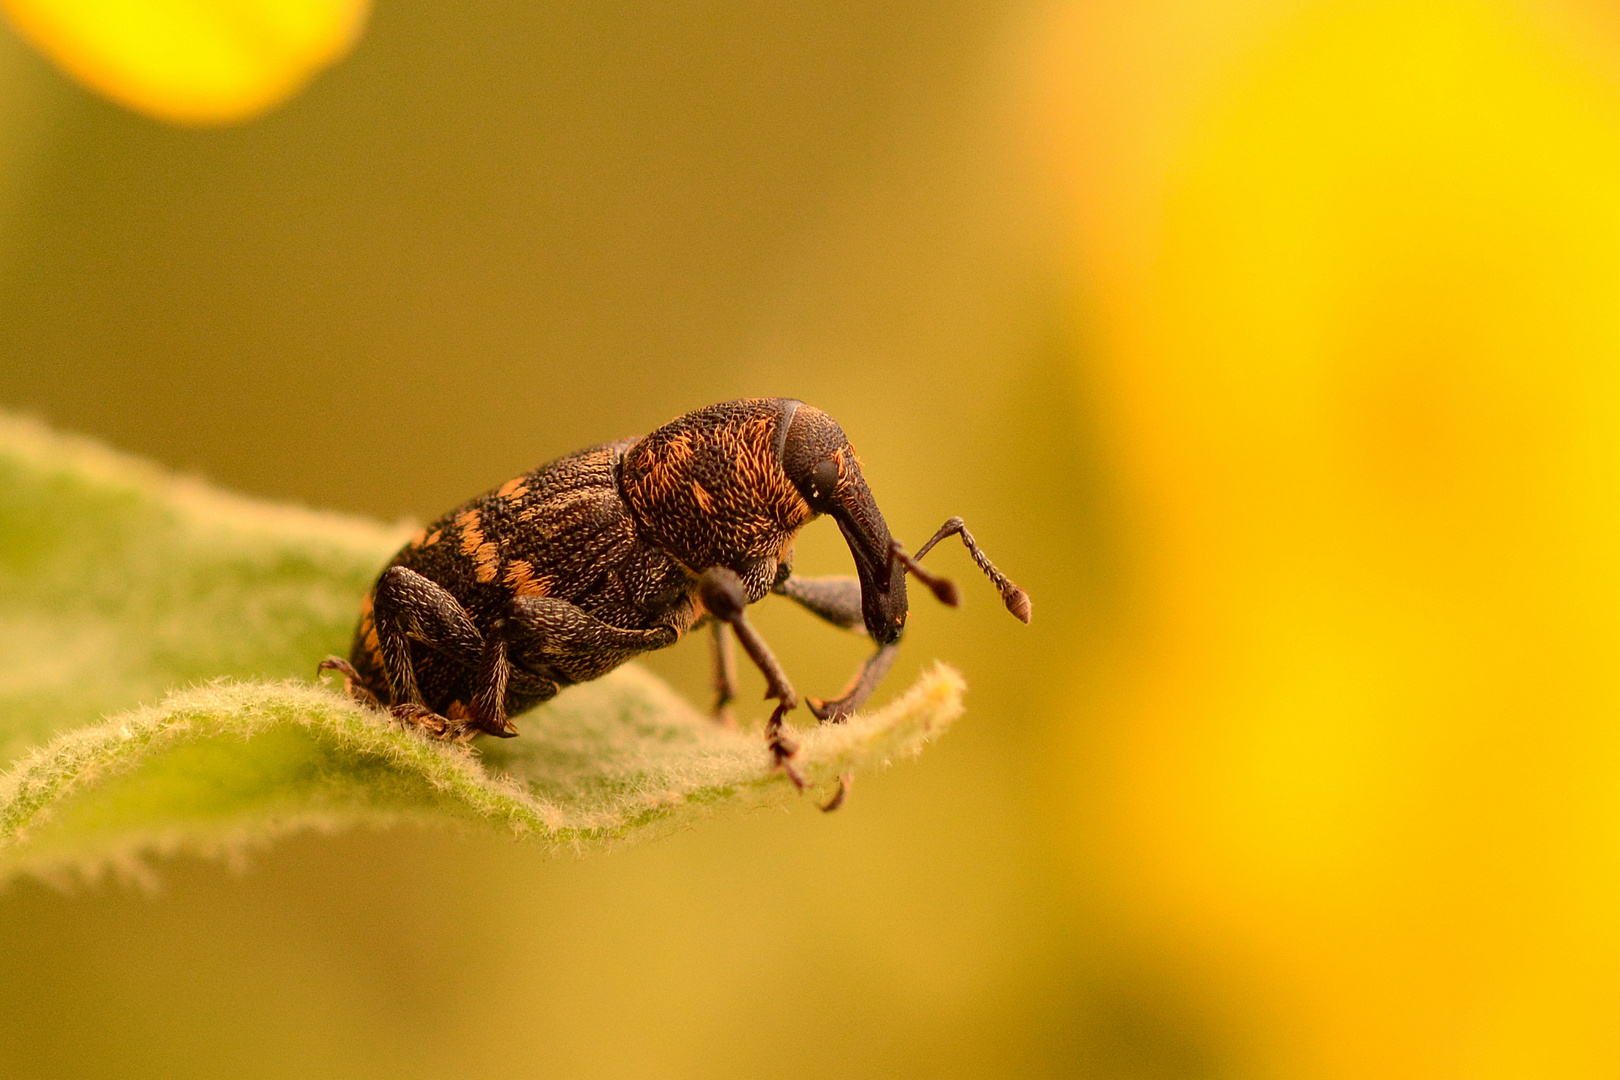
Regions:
[[0, 413, 965, 882]]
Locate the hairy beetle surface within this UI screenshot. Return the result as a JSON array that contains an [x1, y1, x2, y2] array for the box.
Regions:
[[321, 398, 1028, 796]]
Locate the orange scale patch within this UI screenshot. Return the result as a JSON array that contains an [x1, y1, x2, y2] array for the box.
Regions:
[[503, 559, 553, 597], [473, 542, 502, 584]]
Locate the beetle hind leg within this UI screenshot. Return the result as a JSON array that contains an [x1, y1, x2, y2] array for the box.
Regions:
[[317, 656, 383, 710], [368, 565, 503, 740]]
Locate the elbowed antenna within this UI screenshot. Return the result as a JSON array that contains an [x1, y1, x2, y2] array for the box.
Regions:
[[888, 541, 959, 607], [896, 517, 1031, 623]]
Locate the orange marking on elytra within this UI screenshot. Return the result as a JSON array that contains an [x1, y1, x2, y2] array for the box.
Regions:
[[473, 542, 501, 584], [497, 477, 529, 499], [424, 529, 442, 546], [691, 480, 714, 513], [457, 510, 485, 555], [454, 509, 501, 583], [503, 559, 552, 597]]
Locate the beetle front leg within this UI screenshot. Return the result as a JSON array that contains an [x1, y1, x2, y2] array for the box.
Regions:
[[773, 573, 897, 724], [807, 643, 900, 724], [698, 567, 806, 788], [772, 574, 863, 630]]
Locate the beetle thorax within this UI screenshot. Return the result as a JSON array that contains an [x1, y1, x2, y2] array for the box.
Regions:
[[619, 399, 813, 581]]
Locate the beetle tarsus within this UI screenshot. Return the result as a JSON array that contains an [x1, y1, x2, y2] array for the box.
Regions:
[[317, 655, 357, 679], [820, 773, 852, 812], [766, 703, 807, 789], [318, 655, 382, 710], [388, 701, 444, 732]]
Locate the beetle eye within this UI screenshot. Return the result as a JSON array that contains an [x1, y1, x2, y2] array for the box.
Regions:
[[811, 459, 840, 502]]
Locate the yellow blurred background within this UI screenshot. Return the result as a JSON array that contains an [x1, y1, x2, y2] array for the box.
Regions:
[[2, 0, 1618, 1076]]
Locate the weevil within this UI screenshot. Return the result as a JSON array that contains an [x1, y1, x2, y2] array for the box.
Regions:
[[319, 398, 1029, 803]]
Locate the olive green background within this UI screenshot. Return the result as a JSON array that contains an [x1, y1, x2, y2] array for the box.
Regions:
[[0, 4, 1189, 1078]]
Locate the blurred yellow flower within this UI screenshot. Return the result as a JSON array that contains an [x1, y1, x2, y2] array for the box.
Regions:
[[1036, 0, 1620, 1075], [1, 0, 370, 124]]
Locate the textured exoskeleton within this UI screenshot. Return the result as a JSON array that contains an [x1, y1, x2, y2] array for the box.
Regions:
[[321, 398, 1028, 797]]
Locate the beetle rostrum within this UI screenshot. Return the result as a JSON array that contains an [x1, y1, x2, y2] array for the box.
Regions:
[[320, 398, 1028, 805]]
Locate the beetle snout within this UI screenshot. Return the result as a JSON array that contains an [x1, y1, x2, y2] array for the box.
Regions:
[[832, 502, 909, 645], [868, 585, 907, 644]]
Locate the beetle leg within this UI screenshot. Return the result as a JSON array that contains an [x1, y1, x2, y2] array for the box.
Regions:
[[388, 702, 456, 738], [317, 656, 382, 710], [772, 574, 865, 631], [807, 642, 900, 723], [371, 566, 485, 735], [772, 573, 896, 724], [820, 773, 853, 812], [697, 569, 798, 707], [505, 596, 678, 686], [507, 596, 679, 653], [698, 567, 805, 787], [710, 620, 738, 727], [467, 628, 518, 738]]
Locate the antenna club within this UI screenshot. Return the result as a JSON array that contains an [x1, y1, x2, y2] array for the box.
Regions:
[[1004, 587, 1032, 624]]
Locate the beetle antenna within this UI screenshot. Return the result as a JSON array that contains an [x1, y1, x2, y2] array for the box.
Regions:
[[912, 517, 1032, 623], [889, 540, 960, 607]]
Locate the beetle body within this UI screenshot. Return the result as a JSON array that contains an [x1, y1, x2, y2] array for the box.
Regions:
[[323, 398, 1026, 792]]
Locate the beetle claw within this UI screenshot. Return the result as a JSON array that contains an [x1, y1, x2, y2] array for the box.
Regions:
[[388, 703, 460, 739], [807, 696, 854, 723], [819, 773, 852, 812], [318, 656, 382, 710], [774, 754, 807, 790]]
